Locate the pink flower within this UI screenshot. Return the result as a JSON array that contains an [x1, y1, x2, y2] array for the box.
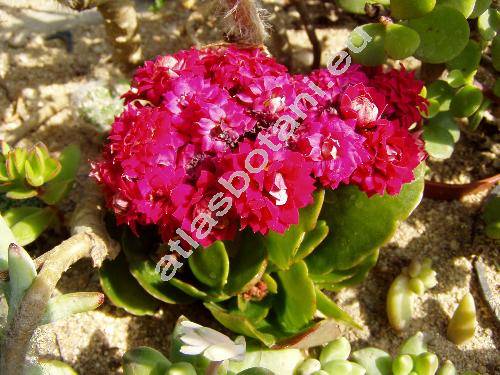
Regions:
[[340, 83, 386, 128], [369, 66, 428, 129], [351, 120, 426, 196], [295, 112, 369, 188], [219, 140, 315, 234]]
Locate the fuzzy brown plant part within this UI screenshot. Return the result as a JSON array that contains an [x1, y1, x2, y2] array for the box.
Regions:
[[0, 183, 119, 375], [57, 0, 142, 69], [219, 0, 269, 45]]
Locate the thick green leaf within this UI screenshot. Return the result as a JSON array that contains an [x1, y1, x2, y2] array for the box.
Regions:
[[492, 35, 500, 71], [121, 231, 198, 303], [446, 40, 481, 73], [478, 8, 500, 40], [470, 0, 492, 18], [237, 295, 272, 324], [224, 233, 267, 295], [228, 345, 305, 374], [7, 244, 36, 322], [263, 190, 324, 270], [205, 302, 276, 347], [468, 99, 491, 131], [0, 213, 16, 271], [5, 186, 38, 200], [437, 0, 475, 17], [450, 85, 483, 117], [390, 0, 436, 19], [306, 165, 424, 273], [275, 261, 316, 332], [9, 206, 56, 246], [294, 220, 329, 261], [40, 292, 104, 325], [423, 111, 460, 159], [425, 80, 455, 112], [338, 0, 390, 14], [99, 252, 160, 316], [188, 241, 229, 289], [315, 288, 361, 329], [348, 23, 386, 66], [384, 24, 420, 59], [40, 144, 81, 205], [351, 348, 392, 375], [408, 6, 470, 63], [3, 206, 41, 227], [123, 347, 171, 375], [25, 359, 77, 375]]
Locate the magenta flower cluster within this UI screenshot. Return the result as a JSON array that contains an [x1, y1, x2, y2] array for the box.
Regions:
[[91, 45, 427, 245]]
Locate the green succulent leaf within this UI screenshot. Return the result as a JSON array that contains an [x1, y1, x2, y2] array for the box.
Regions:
[[188, 241, 229, 289], [492, 35, 500, 71], [446, 40, 481, 74], [275, 261, 316, 332], [425, 80, 455, 112], [123, 347, 171, 375], [337, 0, 390, 14], [315, 288, 361, 328], [121, 231, 198, 303], [325, 250, 379, 290], [445, 70, 467, 88], [39, 144, 81, 205], [7, 244, 37, 322], [436, 0, 475, 17], [407, 6, 470, 63], [205, 302, 276, 347], [0, 213, 16, 271], [450, 84, 483, 117], [384, 24, 421, 59], [294, 220, 329, 262], [322, 360, 366, 375], [263, 190, 324, 270], [25, 359, 77, 375], [398, 332, 428, 356], [262, 273, 278, 294], [482, 189, 500, 239], [348, 23, 386, 66], [478, 8, 500, 40], [351, 348, 392, 375], [423, 111, 460, 160], [224, 233, 267, 295], [40, 292, 104, 325], [5, 186, 38, 200], [99, 252, 160, 316], [390, 0, 436, 19], [306, 164, 424, 273], [470, 0, 492, 18], [8, 206, 56, 246], [468, 99, 491, 131], [237, 295, 272, 323]]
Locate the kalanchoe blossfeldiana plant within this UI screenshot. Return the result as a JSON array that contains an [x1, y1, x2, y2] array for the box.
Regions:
[[387, 258, 438, 331], [0, 141, 81, 261], [123, 320, 480, 375], [0, 219, 104, 374], [94, 45, 428, 346]]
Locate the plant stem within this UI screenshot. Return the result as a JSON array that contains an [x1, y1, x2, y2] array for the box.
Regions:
[[56, 0, 142, 69], [221, 0, 268, 45], [291, 0, 322, 70]]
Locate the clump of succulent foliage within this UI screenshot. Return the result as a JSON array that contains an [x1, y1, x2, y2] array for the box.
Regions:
[[72, 81, 127, 131], [341, 0, 499, 160], [387, 258, 438, 331], [95, 43, 427, 347], [0, 226, 103, 373], [123, 318, 480, 375], [0, 141, 81, 261]]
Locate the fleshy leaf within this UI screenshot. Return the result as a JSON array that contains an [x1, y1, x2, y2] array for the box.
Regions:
[[205, 302, 276, 347], [450, 85, 483, 118], [7, 244, 37, 322], [390, 0, 436, 19], [348, 24, 386, 66], [293, 220, 329, 262], [5, 186, 38, 200], [408, 6, 470, 63], [9, 206, 56, 246], [384, 24, 420, 60], [315, 288, 361, 329], [437, 0, 476, 17], [470, 0, 492, 18], [275, 261, 316, 332], [40, 292, 105, 325], [0, 213, 16, 271], [228, 345, 305, 374], [351, 348, 392, 375], [306, 164, 424, 273], [123, 347, 171, 375], [478, 8, 499, 41], [423, 111, 460, 160], [99, 252, 160, 316], [188, 241, 229, 289]]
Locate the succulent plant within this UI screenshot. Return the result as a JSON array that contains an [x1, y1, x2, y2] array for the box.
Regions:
[[123, 320, 481, 375], [387, 258, 438, 331], [0, 229, 103, 373], [338, 1, 499, 160], [446, 293, 477, 345], [0, 141, 81, 262], [100, 163, 424, 347], [482, 185, 500, 239]]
